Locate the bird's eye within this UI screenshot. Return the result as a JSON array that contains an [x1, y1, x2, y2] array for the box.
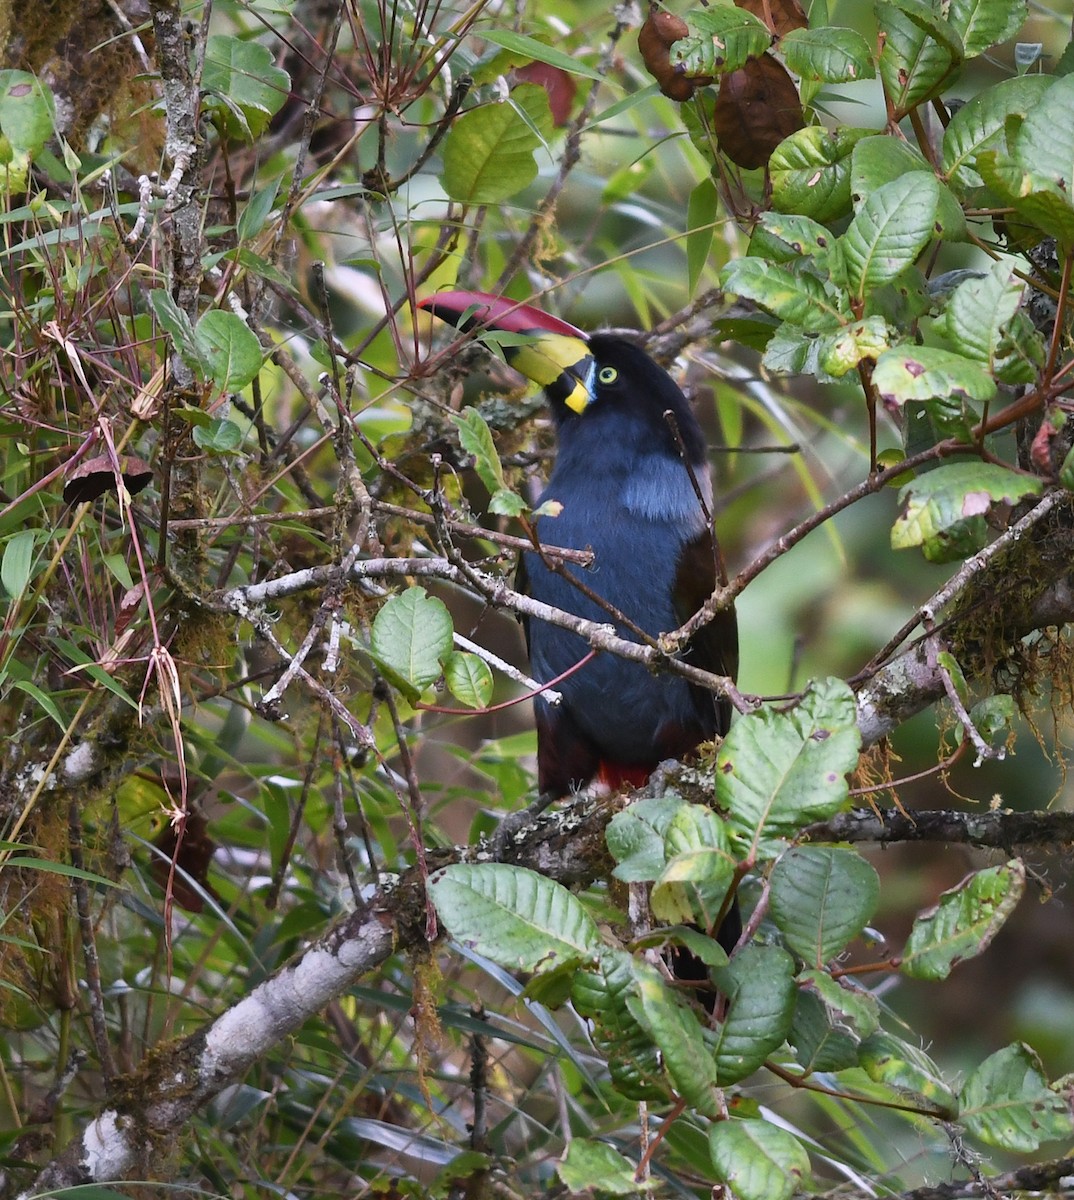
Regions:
[[598, 366, 618, 385]]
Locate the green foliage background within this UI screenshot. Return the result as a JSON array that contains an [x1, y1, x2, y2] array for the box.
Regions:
[[1, 0, 1074, 1196]]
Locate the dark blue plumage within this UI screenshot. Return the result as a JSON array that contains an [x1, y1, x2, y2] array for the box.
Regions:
[[519, 335, 737, 797]]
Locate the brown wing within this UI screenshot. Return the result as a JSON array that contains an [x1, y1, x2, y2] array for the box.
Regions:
[[673, 528, 739, 737]]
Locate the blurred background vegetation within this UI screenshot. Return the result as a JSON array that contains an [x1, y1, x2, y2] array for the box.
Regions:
[[0, 0, 1073, 1195]]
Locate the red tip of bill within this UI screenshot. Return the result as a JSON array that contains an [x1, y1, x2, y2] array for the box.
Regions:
[[417, 290, 586, 340]]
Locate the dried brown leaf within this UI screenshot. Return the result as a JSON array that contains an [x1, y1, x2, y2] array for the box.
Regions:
[[712, 52, 804, 170], [63, 454, 153, 505], [734, 0, 808, 36]]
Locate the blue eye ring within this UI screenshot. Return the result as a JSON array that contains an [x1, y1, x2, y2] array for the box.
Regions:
[[598, 366, 618, 384]]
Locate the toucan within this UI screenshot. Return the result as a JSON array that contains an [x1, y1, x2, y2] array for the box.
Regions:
[[418, 291, 741, 963]]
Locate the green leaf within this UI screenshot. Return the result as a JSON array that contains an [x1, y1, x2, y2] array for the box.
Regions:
[[947, 0, 1028, 58], [149, 288, 207, 377], [877, 0, 963, 118], [442, 650, 494, 709], [203, 35, 291, 140], [652, 846, 736, 927], [850, 137, 965, 240], [752, 212, 837, 262], [842, 173, 940, 301], [711, 944, 797, 1084], [557, 1140, 646, 1195], [607, 794, 684, 882], [441, 84, 553, 205], [790, 989, 860, 1073], [816, 316, 894, 377], [719, 257, 846, 331], [479, 30, 604, 83], [572, 949, 666, 1100], [942, 74, 1053, 188], [968, 694, 1017, 750], [192, 417, 243, 454], [5, 856, 121, 889], [2, 528, 36, 599], [452, 408, 506, 495], [770, 126, 871, 223], [13, 680, 66, 732], [626, 957, 722, 1115], [769, 847, 880, 966], [671, 8, 773, 77], [859, 1031, 958, 1114], [194, 310, 263, 392], [799, 968, 880, 1038], [891, 462, 1042, 563], [1010, 71, 1074, 196], [716, 677, 861, 835], [686, 176, 718, 294], [488, 487, 527, 517], [873, 343, 997, 406], [944, 259, 1026, 370], [977, 149, 1074, 248], [901, 859, 1025, 980], [0, 70, 55, 155], [959, 1043, 1074, 1150], [370, 586, 453, 692], [236, 177, 281, 242], [429, 863, 601, 971], [709, 1119, 810, 1200], [780, 26, 875, 84]]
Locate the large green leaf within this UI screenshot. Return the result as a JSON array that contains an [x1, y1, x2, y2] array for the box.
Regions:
[[769, 847, 880, 966], [859, 1031, 958, 1115], [441, 84, 553, 205], [901, 860, 1025, 980], [429, 863, 601, 971], [1011, 71, 1074, 196], [671, 8, 773, 77], [720, 257, 846, 331], [557, 1140, 642, 1196], [652, 802, 736, 925], [716, 677, 861, 836], [877, 0, 963, 118], [709, 1120, 810, 1200], [946, 0, 1027, 58], [842, 173, 940, 300], [780, 26, 875, 84], [626, 958, 722, 1115], [572, 949, 666, 1100], [203, 35, 291, 139], [944, 260, 1043, 382], [850, 137, 965, 240], [194, 310, 262, 392], [607, 794, 686, 882], [942, 74, 1053, 188], [370, 586, 453, 693], [977, 150, 1074, 248], [0, 70, 55, 155], [790, 989, 861, 1073], [770, 126, 871, 223], [891, 462, 1042, 563], [711, 944, 797, 1083], [872, 343, 996, 406], [959, 1043, 1074, 1151]]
